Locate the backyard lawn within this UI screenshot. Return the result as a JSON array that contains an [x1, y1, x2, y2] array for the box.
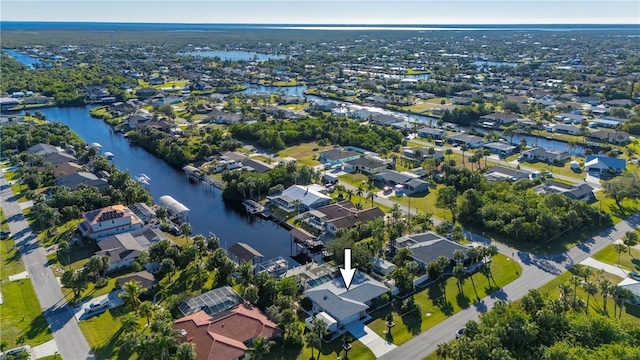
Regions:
[[592, 242, 640, 272], [593, 191, 640, 225], [338, 173, 371, 189], [517, 158, 585, 180], [0, 279, 53, 348], [366, 254, 521, 346]]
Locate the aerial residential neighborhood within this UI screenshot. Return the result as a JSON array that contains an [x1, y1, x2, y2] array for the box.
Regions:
[[1, 4, 640, 360]]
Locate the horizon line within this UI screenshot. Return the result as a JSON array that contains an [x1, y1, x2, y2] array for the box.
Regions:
[[2, 21, 639, 26]]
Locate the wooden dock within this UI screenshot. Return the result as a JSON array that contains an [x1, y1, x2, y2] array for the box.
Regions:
[[242, 199, 265, 215]]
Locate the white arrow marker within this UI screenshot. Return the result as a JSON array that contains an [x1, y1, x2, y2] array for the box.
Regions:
[[340, 248, 356, 290]]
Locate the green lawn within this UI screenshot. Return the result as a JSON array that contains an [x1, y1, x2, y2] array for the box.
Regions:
[[10, 182, 27, 203], [78, 305, 134, 360], [278, 142, 333, 167], [4, 170, 18, 182], [0, 279, 53, 348], [36, 219, 82, 247], [338, 173, 370, 189], [593, 191, 640, 225], [46, 242, 100, 275], [330, 192, 391, 214], [592, 243, 640, 272], [1, 208, 9, 231], [390, 185, 450, 221], [1, 237, 25, 279], [366, 254, 521, 345], [538, 270, 639, 319]]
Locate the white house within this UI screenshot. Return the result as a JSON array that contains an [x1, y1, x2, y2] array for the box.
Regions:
[[268, 185, 331, 212], [78, 205, 145, 239], [618, 278, 640, 305]]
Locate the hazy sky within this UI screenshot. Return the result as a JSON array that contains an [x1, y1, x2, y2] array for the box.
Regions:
[[2, 0, 639, 24]]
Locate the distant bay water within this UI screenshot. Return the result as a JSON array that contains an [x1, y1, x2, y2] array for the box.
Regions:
[[1, 22, 639, 32]]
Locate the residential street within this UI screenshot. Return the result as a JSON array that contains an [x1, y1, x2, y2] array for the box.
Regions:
[[0, 173, 93, 360], [380, 211, 640, 360]]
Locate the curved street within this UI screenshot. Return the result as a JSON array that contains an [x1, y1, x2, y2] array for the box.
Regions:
[[1, 172, 93, 360]]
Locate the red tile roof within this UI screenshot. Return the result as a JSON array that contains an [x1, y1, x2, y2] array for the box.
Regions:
[[173, 304, 280, 360]]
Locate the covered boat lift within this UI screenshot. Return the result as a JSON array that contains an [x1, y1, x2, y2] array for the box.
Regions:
[[159, 195, 190, 221]]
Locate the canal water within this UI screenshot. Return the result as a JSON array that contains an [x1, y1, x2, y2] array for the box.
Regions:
[[3, 49, 42, 69], [25, 106, 296, 264]]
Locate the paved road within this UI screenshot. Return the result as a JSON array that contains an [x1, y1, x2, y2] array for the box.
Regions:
[[0, 173, 93, 360], [380, 211, 640, 360]]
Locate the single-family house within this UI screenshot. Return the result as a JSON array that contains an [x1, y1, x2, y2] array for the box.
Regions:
[[585, 155, 626, 174], [394, 231, 469, 268], [228, 242, 263, 265], [241, 158, 274, 173], [485, 166, 531, 182], [26, 143, 64, 156], [78, 205, 145, 239], [446, 133, 485, 148], [116, 270, 157, 292], [304, 271, 389, 328], [268, 184, 332, 212], [483, 142, 517, 157], [535, 181, 595, 201], [173, 304, 281, 360], [343, 157, 388, 175], [551, 124, 580, 135], [96, 228, 168, 271], [303, 201, 385, 235], [55, 172, 108, 191], [586, 130, 631, 145], [42, 152, 77, 166], [617, 278, 640, 305], [521, 147, 570, 164], [589, 117, 625, 129], [318, 149, 360, 165], [417, 127, 448, 139], [278, 95, 304, 105], [374, 170, 428, 194], [481, 112, 519, 125], [135, 87, 159, 99]]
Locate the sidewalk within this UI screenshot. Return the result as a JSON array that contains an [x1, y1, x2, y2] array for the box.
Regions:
[[579, 257, 629, 278]]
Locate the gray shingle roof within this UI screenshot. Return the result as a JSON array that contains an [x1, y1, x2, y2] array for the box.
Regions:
[[304, 288, 368, 322]]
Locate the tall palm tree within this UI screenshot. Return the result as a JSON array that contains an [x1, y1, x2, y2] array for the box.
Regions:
[[180, 222, 192, 244], [345, 189, 354, 201], [306, 317, 328, 360], [366, 191, 376, 207], [558, 283, 571, 310], [583, 281, 598, 314], [246, 336, 274, 360], [239, 262, 254, 289], [186, 259, 208, 289], [569, 275, 581, 307], [139, 301, 156, 328], [613, 243, 627, 266], [460, 144, 469, 166], [622, 231, 639, 257], [453, 263, 466, 294], [599, 278, 613, 315], [120, 280, 143, 314]]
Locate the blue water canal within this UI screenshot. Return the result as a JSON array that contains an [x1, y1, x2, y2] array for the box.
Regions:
[[26, 106, 296, 264]]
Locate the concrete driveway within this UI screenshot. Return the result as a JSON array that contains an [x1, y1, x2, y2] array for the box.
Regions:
[[345, 320, 396, 358], [579, 257, 630, 278], [72, 290, 124, 321]]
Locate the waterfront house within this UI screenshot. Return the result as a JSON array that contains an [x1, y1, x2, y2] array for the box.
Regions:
[[302, 201, 385, 235], [483, 142, 517, 157], [27, 143, 64, 156], [550, 124, 580, 135], [586, 130, 631, 145], [521, 147, 570, 164], [55, 172, 108, 192], [268, 184, 331, 213], [374, 170, 429, 194], [45, 161, 83, 178], [228, 242, 264, 266], [95, 228, 168, 271], [481, 112, 519, 125], [417, 127, 448, 139], [42, 151, 77, 166], [78, 205, 145, 239], [585, 155, 626, 174], [173, 304, 281, 360], [318, 149, 360, 165], [178, 286, 244, 317], [446, 133, 485, 148]]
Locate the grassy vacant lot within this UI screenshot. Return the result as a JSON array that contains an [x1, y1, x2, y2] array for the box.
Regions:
[[593, 191, 639, 225], [46, 243, 99, 275], [538, 270, 639, 319], [592, 243, 640, 272], [0, 279, 53, 348], [518, 159, 585, 180], [278, 142, 332, 167], [390, 185, 451, 221], [78, 305, 134, 360], [1, 237, 25, 279], [330, 191, 391, 214], [36, 219, 82, 247], [407, 98, 451, 114], [367, 254, 521, 346], [338, 173, 371, 189]]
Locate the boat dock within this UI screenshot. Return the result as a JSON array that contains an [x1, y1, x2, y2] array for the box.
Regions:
[[242, 199, 265, 215]]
